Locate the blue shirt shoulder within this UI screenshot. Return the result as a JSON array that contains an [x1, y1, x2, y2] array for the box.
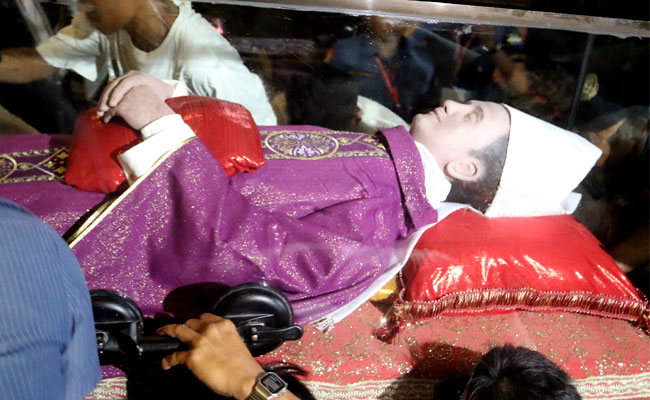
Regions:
[[0, 199, 100, 400]]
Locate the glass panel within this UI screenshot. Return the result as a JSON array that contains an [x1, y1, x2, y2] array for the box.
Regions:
[[1, 1, 647, 291], [0, 0, 647, 373], [417, 0, 649, 21], [572, 33, 649, 294]]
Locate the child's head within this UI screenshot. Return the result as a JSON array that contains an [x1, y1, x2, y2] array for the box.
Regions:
[[80, 0, 174, 35], [462, 345, 581, 400]]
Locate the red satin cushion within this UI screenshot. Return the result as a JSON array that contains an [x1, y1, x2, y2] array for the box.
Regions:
[[399, 209, 649, 325], [166, 96, 264, 177], [65, 111, 137, 193], [65, 96, 265, 193]]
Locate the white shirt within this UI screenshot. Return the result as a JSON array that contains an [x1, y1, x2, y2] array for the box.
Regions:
[[36, 4, 277, 125]]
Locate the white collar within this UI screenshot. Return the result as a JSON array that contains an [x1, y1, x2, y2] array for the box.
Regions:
[[414, 140, 451, 209]]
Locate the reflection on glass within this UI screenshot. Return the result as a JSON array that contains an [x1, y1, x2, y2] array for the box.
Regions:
[[0, 1, 648, 397], [0, 0, 647, 311], [0, 0, 276, 127]]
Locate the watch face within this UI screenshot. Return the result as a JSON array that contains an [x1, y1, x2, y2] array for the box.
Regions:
[[261, 373, 286, 394]]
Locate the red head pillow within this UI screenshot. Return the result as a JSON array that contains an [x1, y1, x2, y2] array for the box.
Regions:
[[65, 96, 265, 193], [378, 209, 649, 341]]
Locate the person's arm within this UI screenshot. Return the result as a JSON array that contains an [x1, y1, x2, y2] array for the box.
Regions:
[[157, 314, 301, 400], [177, 23, 277, 125], [33, 14, 104, 83], [97, 71, 178, 118], [0, 47, 58, 83], [191, 57, 277, 126], [491, 49, 529, 94]]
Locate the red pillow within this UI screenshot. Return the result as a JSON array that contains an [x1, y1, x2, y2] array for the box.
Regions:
[[65, 111, 138, 193], [65, 96, 265, 193], [379, 209, 649, 340]]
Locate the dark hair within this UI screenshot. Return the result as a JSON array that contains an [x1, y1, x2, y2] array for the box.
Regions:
[[446, 134, 509, 213], [465, 345, 581, 400]]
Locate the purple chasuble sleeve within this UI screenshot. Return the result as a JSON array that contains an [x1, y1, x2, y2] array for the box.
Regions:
[[70, 126, 436, 324]]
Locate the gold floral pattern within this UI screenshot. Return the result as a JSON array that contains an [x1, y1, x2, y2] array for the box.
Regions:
[[0, 147, 68, 184], [262, 130, 387, 160]]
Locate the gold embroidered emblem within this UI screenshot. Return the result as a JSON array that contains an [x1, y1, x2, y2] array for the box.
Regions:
[[0, 147, 68, 184], [262, 130, 388, 160], [264, 131, 339, 160]]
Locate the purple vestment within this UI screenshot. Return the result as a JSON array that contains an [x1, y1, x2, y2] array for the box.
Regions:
[[0, 126, 436, 324], [0, 134, 105, 234]]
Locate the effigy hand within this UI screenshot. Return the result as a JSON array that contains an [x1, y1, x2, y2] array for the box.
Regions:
[[98, 84, 174, 130], [98, 71, 174, 118], [156, 314, 266, 400]]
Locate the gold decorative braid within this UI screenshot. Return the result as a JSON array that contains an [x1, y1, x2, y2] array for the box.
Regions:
[[0, 147, 68, 184], [393, 287, 650, 327], [65, 199, 116, 245]]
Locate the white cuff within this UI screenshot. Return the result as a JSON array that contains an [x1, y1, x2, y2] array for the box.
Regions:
[[140, 113, 185, 139], [118, 114, 195, 182]]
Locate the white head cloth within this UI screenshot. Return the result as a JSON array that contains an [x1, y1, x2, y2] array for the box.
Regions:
[[484, 105, 602, 218]]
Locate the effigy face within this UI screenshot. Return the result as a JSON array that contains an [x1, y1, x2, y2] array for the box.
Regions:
[[0, 0, 648, 398]]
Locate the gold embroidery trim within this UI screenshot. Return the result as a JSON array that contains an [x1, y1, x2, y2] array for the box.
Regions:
[[67, 137, 196, 247], [65, 199, 116, 245], [261, 130, 387, 160], [393, 287, 650, 323], [264, 149, 388, 160], [0, 147, 68, 184]]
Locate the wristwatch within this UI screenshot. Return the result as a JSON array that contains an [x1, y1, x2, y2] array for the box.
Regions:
[[248, 371, 288, 400]]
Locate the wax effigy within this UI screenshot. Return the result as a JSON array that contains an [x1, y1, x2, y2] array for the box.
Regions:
[[0, 112, 436, 325]]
